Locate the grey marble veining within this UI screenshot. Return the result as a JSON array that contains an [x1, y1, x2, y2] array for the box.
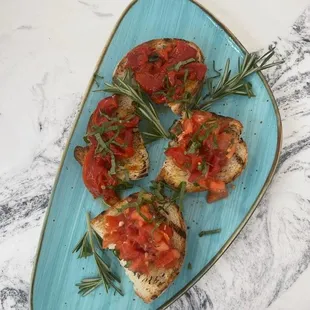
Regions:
[[1, 4, 310, 310]]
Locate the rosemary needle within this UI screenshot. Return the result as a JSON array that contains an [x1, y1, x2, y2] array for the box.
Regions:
[[74, 213, 123, 297], [195, 46, 284, 111], [95, 74, 170, 142]]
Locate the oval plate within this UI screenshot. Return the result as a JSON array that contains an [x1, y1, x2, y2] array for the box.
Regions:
[[30, 0, 282, 309]]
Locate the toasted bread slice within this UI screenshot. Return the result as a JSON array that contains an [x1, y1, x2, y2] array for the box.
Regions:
[[91, 193, 186, 303], [157, 113, 248, 192], [74, 96, 149, 187], [114, 38, 205, 115]]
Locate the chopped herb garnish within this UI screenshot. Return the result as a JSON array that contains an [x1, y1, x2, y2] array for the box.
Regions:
[[188, 262, 192, 270], [83, 136, 90, 144], [213, 134, 218, 148], [197, 124, 218, 142], [183, 69, 189, 83], [170, 58, 196, 71], [124, 261, 132, 268], [112, 249, 120, 258], [114, 181, 133, 191], [148, 53, 160, 62], [94, 133, 116, 175], [198, 229, 221, 237], [186, 141, 201, 154]]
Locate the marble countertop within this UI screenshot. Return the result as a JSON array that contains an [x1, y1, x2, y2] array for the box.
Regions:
[[1, 0, 310, 309]]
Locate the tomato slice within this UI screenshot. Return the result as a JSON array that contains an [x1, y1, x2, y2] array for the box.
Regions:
[[82, 146, 118, 201], [105, 214, 125, 232], [119, 242, 142, 261], [91, 96, 118, 127], [208, 180, 226, 192], [165, 147, 191, 169], [129, 255, 149, 274], [126, 44, 151, 70], [168, 40, 198, 63], [184, 62, 207, 80], [217, 132, 233, 151], [207, 187, 228, 203], [155, 249, 180, 268], [125, 40, 207, 102], [191, 110, 213, 125], [135, 71, 165, 93], [124, 115, 140, 128], [182, 118, 194, 136], [102, 203, 180, 274]]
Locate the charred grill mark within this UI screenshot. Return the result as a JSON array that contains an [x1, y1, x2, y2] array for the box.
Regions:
[[235, 153, 245, 166]]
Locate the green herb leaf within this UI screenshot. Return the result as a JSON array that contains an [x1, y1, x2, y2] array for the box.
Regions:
[[72, 232, 93, 258], [148, 53, 160, 62], [188, 262, 192, 270], [198, 228, 221, 237], [94, 133, 116, 175], [124, 261, 132, 268], [197, 123, 218, 142], [114, 181, 133, 191], [186, 141, 201, 154], [213, 134, 218, 148], [169, 58, 196, 71], [83, 136, 90, 144]]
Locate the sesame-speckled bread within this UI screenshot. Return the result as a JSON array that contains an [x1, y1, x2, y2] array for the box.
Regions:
[[114, 38, 205, 115], [91, 193, 186, 303], [157, 113, 248, 192]]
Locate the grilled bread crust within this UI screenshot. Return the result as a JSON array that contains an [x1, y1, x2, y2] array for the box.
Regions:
[[91, 193, 186, 303]]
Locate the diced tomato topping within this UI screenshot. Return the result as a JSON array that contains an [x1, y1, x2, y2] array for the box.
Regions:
[[191, 110, 213, 125], [91, 96, 119, 126], [165, 111, 238, 203], [105, 214, 125, 232], [155, 249, 180, 268], [102, 204, 180, 274], [207, 188, 228, 203], [168, 40, 198, 63], [184, 63, 207, 80], [165, 147, 190, 169], [82, 95, 140, 205], [135, 71, 166, 93], [124, 116, 140, 128], [126, 44, 152, 70], [124, 39, 207, 104], [182, 118, 194, 137], [155, 241, 170, 252], [82, 146, 118, 202]]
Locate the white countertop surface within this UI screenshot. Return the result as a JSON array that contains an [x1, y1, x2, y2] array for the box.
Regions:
[[1, 0, 310, 309]]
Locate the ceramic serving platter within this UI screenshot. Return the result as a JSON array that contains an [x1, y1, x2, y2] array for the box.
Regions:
[[30, 0, 282, 309]]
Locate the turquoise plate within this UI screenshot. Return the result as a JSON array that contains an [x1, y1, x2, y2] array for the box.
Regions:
[[30, 0, 282, 309]]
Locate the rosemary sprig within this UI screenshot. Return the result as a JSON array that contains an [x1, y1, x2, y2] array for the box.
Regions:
[[195, 47, 283, 110], [75, 213, 123, 297], [96, 76, 170, 142]]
